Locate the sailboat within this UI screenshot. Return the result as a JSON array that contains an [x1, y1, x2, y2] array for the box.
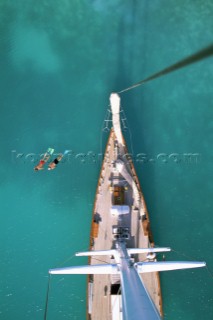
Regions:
[[49, 44, 213, 320]]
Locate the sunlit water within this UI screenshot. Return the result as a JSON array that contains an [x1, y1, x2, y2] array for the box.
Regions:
[[0, 1, 213, 319]]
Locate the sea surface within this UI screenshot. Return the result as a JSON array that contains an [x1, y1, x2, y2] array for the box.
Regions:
[[0, 1, 213, 319]]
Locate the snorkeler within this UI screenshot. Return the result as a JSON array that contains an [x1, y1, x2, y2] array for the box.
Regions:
[[48, 150, 69, 170], [34, 148, 54, 171]]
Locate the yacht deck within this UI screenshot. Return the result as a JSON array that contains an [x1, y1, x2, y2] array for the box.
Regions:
[[88, 129, 162, 320]]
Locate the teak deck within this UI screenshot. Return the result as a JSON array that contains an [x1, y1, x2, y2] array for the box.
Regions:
[[88, 129, 163, 320]]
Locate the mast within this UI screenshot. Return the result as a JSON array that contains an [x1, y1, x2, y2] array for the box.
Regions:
[[114, 241, 161, 320], [49, 242, 205, 320]]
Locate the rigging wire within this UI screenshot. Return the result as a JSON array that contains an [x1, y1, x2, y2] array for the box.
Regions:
[[44, 274, 51, 320], [120, 106, 134, 156], [100, 103, 134, 158], [54, 244, 92, 268], [55, 252, 77, 268], [43, 245, 91, 319], [100, 106, 111, 160], [92, 257, 110, 264], [171, 248, 198, 261], [205, 265, 213, 280], [154, 245, 213, 281], [170, 247, 213, 281], [118, 43, 213, 94]]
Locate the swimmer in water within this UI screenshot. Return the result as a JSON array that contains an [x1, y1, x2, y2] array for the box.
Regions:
[[48, 154, 63, 170], [48, 150, 69, 171], [34, 148, 54, 171]]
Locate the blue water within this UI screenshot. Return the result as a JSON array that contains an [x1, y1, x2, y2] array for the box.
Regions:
[[0, 1, 213, 319]]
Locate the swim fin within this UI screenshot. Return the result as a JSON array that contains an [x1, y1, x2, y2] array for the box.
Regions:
[[47, 148, 54, 155], [63, 150, 70, 156]]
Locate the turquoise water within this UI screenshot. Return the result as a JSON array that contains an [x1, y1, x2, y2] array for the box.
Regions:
[[0, 1, 213, 319]]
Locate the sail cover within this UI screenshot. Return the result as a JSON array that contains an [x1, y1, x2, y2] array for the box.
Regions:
[[110, 205, 130, 215]]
